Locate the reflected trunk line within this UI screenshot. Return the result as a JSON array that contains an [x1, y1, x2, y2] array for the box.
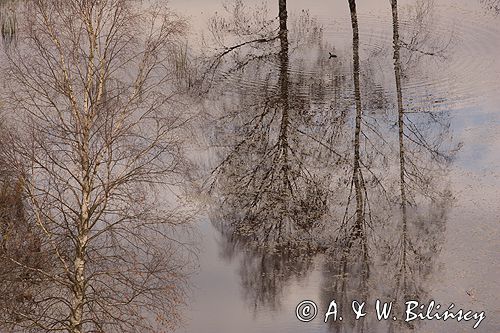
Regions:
[[348, 0, 366, 247], [327, 1, 371, 301], [278, 0, 289, 55], [277, 0, 291, 240], [278, 0, 290, 180], [386, 4, 454, 326], [391, 0, 409, 293]]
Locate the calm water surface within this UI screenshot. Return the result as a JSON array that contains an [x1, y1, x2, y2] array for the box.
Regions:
[[173, 0, 500, 332]]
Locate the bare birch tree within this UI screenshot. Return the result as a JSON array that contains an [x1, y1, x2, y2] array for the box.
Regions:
[[0, 1, 194, 332]]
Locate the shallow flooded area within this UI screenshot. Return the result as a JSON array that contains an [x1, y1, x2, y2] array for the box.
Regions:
[[172, 0, 500, 332], [0, 0, 498, 332]]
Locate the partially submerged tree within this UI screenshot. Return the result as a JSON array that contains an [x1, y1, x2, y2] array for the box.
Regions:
[[0, 0, 193, 332]]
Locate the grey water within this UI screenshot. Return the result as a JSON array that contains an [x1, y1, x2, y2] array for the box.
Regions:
[[172, 0, 500, 332]]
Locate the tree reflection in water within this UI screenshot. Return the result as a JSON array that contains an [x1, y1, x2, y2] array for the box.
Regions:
[[207, 1, 336, 250], [385, 0, 457, 331], [204, 0, 460, 330]]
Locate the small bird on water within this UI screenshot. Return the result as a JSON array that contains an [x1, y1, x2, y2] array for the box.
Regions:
[[329, 52, 337, 59]]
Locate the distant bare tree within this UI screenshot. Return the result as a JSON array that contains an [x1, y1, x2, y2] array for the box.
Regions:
[[0, 1, 194, 332], [1, 121, 50, 328], [0, 0, 17, 47]]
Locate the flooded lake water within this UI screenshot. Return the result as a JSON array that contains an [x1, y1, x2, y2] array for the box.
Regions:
[[172, 0, 500, 332]]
